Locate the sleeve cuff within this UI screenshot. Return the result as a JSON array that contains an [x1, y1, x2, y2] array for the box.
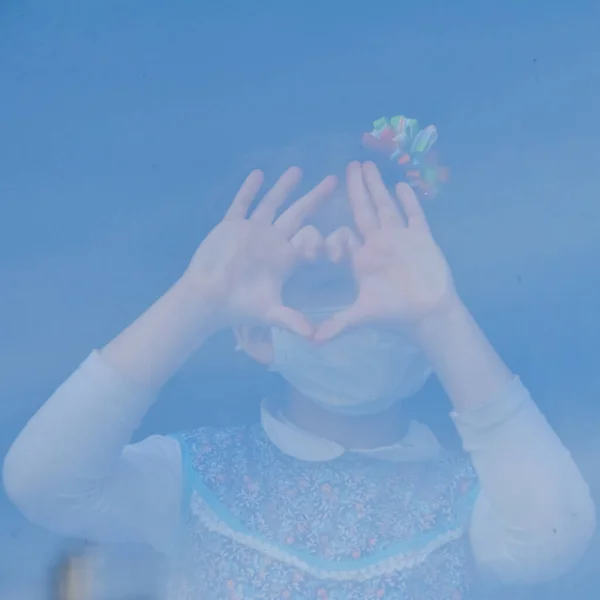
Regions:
[[450, 376, 531, 451], [78, 350, 159, 425]]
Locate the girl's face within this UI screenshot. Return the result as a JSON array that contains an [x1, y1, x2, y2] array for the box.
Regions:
[[282, 259, 357, 317]]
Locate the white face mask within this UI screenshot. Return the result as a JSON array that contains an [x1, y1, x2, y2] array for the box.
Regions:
[[269, 308, 432, 416]]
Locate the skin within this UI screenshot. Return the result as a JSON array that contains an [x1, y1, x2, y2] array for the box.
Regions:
[[100, 161, 513, 447]]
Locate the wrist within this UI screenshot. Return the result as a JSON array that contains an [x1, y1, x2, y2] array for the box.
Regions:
[[409, 293, 468, 347], [168, 275, 225, 335], [99, 276, 225, 390]]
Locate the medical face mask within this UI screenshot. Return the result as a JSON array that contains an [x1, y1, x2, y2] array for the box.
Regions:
[[269, 308, 432, 416]]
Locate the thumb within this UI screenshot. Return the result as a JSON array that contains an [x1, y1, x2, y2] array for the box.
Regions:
[[265, 304, 314, 338], [313, 303, 368, 343]]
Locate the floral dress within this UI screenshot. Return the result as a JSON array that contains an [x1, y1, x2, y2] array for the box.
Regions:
[[166, 423, 481, 600]]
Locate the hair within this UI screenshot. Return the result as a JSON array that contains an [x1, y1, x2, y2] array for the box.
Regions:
[[212, 129, 406, 233]]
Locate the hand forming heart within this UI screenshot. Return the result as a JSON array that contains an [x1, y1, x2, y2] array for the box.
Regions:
[[313, 161, 458, 342], [183, 162, 457, 341]]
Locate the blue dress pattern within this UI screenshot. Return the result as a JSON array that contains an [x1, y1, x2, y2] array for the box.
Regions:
[[166, 423, 481, 600]]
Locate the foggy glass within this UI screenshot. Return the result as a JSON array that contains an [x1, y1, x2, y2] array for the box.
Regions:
[[1, 2, 599, 598]]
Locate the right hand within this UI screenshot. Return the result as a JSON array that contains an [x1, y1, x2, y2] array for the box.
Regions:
[[182, 167, 338, 337]]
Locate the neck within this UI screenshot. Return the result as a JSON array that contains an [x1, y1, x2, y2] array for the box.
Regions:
[[282, 386, 409, 450]]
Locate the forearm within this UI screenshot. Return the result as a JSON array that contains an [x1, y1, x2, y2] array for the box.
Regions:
[[100, 275, 220, 390], [412, 297, 513, 412]]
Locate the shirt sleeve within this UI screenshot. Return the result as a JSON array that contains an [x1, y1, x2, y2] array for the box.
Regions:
[[2, 351, 182, 555], [454, 377, 596, 584]]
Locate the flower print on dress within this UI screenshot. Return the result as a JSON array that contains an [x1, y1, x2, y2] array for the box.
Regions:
[[167, 423, 480, 600]]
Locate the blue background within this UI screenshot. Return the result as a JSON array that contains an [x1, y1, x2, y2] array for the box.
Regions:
[[1, 1, 600, 597]]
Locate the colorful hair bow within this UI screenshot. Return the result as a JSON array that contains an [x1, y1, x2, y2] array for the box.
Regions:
[[362, 116, 449, 198]]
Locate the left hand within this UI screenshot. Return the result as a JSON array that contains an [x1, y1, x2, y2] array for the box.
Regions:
[[314, 161, 459, 342]]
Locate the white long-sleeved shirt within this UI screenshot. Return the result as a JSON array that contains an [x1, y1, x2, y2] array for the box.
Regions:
[[2, 351, 596, 584]]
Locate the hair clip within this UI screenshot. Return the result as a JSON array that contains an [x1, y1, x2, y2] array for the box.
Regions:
[[362, 116, 449, 198]]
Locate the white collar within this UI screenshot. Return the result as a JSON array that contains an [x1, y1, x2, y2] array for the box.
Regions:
[[260, 398, 442, 463]]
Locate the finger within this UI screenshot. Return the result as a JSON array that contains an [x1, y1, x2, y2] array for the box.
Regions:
[[265, 304, 314, 338], [290, 225, 324, 261], [324, 226, 361, 263], [346, 161, 379, 237], [224, 170, 265, 220], [274, 175, 338, 238], [362, 162, 405, 227], [251, 167, 303, 224], [313, 304, 368, 343], [395, 182, 429, 231]]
